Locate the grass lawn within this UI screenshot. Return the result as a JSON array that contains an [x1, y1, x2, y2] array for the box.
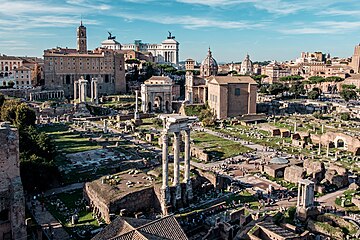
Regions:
[[192, 132, 252, 160], [39, 123, 101, 154]]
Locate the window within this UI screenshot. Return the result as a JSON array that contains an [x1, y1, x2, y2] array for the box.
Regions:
[[235, 88, 241, 96]]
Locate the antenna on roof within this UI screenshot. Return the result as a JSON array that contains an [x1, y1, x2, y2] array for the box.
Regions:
[[80, 15, 83, 26]]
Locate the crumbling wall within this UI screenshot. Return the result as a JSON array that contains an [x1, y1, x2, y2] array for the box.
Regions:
[[284, 166, 305, 184], [0, 122, 26, 239]]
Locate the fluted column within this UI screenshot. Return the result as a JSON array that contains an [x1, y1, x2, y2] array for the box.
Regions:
[[173, 131, 180, 186], [184, 128, 193, 201], [184, 129, 190, 182], [162, 132, 169, 189], [91, 78, 94, 102], [161, 131, 170, 215], [83, 82, 87, 103], [297, 182, 301, 207], [74, 81, 78, 102], [134, 90, 140, 120]]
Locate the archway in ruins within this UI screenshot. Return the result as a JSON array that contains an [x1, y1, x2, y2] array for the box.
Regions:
[[147, 102, 152, 112], [335, 138, 346, 149], [154, 96, 163, 112], [355, 147, 360, 156]]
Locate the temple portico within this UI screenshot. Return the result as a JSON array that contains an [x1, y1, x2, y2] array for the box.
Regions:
[[296, 179, 315, 220], [73, 76, 99, 104], [29, 90, 65, 101], [160, 114, 194, 215]]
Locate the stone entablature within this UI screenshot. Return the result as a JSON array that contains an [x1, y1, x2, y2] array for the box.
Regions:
[[159, 114, 195, 215]]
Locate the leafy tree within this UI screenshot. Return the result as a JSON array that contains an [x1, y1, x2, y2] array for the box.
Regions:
[[0, 98, 59, 192], [340, 112, 350, 121], [199, 106, 216, 127], [1, 100, 18, 123], [325, 76, 344, 82], [15, 103, 36, 128], [308, 76, 325, 84], [279, 75, 304, 82], [252, 74, 268, 82], [259, 85, 269, 94], [340, 89, 357, 101], [289, 82, 305, 98], [268, 83, 288, 95], [308, 90, 320, 100], [228, 70, 238, 75], [174, 70, 186, 76], [342, 84, 356, 90], [125, 58, 141, 65]]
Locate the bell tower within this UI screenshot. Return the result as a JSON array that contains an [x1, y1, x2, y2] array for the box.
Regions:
[[77, 21, 87, 53]]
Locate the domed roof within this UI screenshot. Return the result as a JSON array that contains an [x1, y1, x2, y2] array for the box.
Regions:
[[200, 48, 218, 77], [241, 54, 253, 68], [201, 47, 218, 68], [269, 157, 289, 165]]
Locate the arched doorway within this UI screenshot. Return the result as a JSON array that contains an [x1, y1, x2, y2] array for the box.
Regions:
[[336, 139, 345, 149], [355, 147, 360, 156], [154, 96, 163, 112], [147, 102, 152, 112]]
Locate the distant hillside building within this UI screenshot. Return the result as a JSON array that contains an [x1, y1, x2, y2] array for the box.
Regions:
[[351, 44, 360, 74], [240, 54, 254, 75], [43, 22, 126, 98], [122, 32, 179, 66]]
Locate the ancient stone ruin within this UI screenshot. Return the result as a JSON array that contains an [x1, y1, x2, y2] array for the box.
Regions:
[[0, 122, 26, 239]]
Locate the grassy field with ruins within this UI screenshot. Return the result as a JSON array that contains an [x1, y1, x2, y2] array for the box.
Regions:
[[39, 123, 101, 154], [44, 189, 102, 239], [192, 132, 252, 160]]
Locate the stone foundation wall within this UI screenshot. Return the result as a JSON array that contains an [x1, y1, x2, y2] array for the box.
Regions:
[[0, 122, 26, 239], [84, 184, 160, 223], [191, 146, 209, 162], [284, 165, 304, 184]]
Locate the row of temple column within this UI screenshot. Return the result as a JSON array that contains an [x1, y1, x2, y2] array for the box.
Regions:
[[29, 91, 64, 101], [74, 76, 98, 104], [161, 128, 192, 214]]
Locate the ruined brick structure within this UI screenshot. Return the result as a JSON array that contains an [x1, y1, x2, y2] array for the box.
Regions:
[[0, 122, 26, 239]]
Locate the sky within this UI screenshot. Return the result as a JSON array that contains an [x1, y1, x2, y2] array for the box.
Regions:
[[1, 0, 360, 63]]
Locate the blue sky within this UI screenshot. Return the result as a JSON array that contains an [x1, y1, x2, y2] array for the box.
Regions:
[[1, 0, 360, 62]]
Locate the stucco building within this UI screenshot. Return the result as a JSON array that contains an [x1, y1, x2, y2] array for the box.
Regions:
[[43, 22, 126, 98], [207, 76, 257, 119]]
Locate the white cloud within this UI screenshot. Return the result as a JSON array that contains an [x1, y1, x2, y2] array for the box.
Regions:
[[116, 12, 266, 29], [279, 21, 360, 34], [175, 0, 351, 15]]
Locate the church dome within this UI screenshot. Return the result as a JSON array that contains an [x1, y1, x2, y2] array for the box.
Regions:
[[240, 54, 253, 75], [200, 47, 218, 77]]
